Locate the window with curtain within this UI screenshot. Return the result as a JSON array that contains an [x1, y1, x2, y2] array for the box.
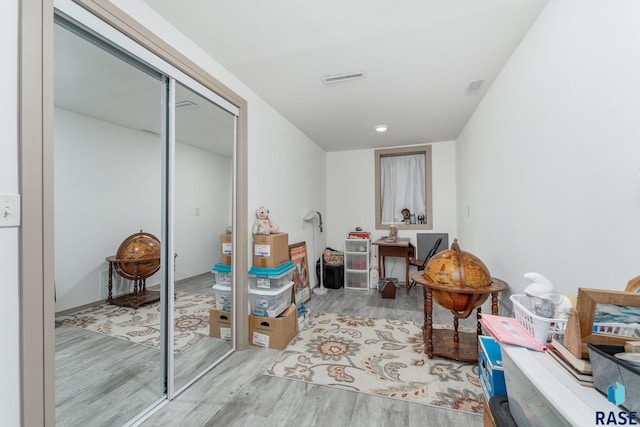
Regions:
[[380, 153, 425, 222], [375, 145, 433, 230]]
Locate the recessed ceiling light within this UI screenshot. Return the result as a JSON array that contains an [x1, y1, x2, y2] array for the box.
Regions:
[[374, 125, 389, 133]]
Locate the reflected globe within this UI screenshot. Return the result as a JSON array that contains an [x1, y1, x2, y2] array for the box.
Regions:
[[114, 231, 161, 280]]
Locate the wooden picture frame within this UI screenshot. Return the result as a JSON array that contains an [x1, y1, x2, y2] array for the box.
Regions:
[[289, 242, 311, 304], [625, 275, 640, 293], [566, 288, 640, 358]]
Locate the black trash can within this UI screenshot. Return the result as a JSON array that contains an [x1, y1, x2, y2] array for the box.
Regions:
[[316, 259, 344, 289]]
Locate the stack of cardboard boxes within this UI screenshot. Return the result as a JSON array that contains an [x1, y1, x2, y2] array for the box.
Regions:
[[248, 233, 298, 349], [209, 231, 299, 350], [209, 232, 234, 340]]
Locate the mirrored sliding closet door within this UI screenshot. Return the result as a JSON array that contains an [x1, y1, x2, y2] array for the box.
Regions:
[[53, 5, 238, 425]]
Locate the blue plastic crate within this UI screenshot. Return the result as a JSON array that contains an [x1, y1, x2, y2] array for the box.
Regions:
[[479, 335, 506, 398]]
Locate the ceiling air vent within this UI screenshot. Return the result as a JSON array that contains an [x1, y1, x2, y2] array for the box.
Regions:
[[465, 79, 485, 95], [175, 100, 196, 109], [323, 71, 366, 84]]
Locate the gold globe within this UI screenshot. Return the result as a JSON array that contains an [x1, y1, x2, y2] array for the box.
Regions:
[[114, 230, 161, 280], [423, 239, 492, 312]]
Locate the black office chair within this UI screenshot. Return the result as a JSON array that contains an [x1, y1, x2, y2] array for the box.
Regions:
[[408, 237, 443, 290]]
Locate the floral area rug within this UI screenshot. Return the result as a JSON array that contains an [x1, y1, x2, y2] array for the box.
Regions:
[[55, 291, 214, 353], [265, 312, 484, 415]]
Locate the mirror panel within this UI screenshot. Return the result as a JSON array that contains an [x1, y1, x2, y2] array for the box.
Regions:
[[53, 21, 165, 425], [173, 82, 235, 390]]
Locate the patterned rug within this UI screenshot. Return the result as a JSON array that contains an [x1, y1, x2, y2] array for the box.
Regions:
[[265, 312, 484, 415], [55, 291, 214, 353]]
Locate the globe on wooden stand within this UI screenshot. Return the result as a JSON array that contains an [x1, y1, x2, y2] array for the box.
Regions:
[[411, 238, 507, 362], [424, 239, 493, 315], [114, 231, 161, 280], [106, 230, 162, 308]]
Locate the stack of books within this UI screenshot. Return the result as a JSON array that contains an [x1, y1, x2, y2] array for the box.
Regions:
[[547, 337, 593, 387]]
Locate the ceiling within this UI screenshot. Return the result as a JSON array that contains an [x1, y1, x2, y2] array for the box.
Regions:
[[142, 0, 549, 152], [54, 23, 235, 157]]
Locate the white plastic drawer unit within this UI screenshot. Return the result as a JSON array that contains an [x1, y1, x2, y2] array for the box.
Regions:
[[345, 239, 369, 253], [345, 270, 369, 290], [344, 238, 370, 290]]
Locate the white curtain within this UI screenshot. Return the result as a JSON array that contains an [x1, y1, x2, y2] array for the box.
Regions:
[[380, 154, 425, 223]]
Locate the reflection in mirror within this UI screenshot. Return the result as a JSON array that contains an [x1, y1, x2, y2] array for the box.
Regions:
[[53, 20, 165, 425], [375, 145, 433, 230], [173, 82, 235, 391]]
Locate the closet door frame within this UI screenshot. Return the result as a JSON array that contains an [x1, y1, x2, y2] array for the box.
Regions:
[[19, 1, 249, 425]]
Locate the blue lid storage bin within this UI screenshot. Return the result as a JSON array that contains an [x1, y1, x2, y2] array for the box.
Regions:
[[248, 261, 295, 290], [211, 263, 232, 286], [479, 335, 506, 398]]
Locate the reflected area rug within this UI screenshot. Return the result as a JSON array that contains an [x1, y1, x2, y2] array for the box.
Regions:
[[265, 312, 483, 415], [55, 291, 214, 353]]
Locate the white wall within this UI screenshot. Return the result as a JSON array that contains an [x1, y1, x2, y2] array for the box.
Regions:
[[326, 142, 457, 282], [0, 0, 20, 424], [108, 0, 327, 275], [456, 0, 640, 297], [54, 108, 231, 312], [175, 142, 232, 279]]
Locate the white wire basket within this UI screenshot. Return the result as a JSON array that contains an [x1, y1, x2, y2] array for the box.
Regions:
[[510, 294, 568, 344]]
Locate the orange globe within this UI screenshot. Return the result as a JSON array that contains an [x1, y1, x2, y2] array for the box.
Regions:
[[114, 231, 161, 280], [423, 239, 492, 312]]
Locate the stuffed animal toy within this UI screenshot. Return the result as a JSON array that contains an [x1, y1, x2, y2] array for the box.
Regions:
[[252, 205, 279, 235]]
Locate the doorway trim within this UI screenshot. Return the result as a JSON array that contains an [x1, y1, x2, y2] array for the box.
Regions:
[[19, 1, 249, 424]]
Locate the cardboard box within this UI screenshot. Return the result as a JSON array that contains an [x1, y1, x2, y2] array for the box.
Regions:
[[209, 308, 232, 340], [249, 304, 297, 349], [220, 233, 232, 265], [253, 233, 289, 268]]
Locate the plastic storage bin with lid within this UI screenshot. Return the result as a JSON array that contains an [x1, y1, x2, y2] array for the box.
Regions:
[[211, 263, 232, 285], [212, 283, 232, 312], [249, 280, 293, 317], [248, 261, 295, 290]]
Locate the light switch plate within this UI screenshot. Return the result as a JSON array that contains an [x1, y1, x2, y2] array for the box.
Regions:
[[0, 193, 21, 227]]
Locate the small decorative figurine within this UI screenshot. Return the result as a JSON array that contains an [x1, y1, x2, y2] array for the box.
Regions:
[[401, 208, 411, 224], [417, 212, 425, 224], [252, 205, 280, 235]]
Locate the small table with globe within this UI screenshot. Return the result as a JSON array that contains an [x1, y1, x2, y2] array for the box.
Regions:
[[106, 230, 162, 308], [410, 239, 508, 362]]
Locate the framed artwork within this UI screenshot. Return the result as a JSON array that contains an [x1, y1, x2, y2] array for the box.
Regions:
[[289, 241, 311, 304], [564, 287, 640, 358]]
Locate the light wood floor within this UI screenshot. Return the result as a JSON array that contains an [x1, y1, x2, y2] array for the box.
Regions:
[[55, 274, 232, 427], [139, 283, 484, 427]]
